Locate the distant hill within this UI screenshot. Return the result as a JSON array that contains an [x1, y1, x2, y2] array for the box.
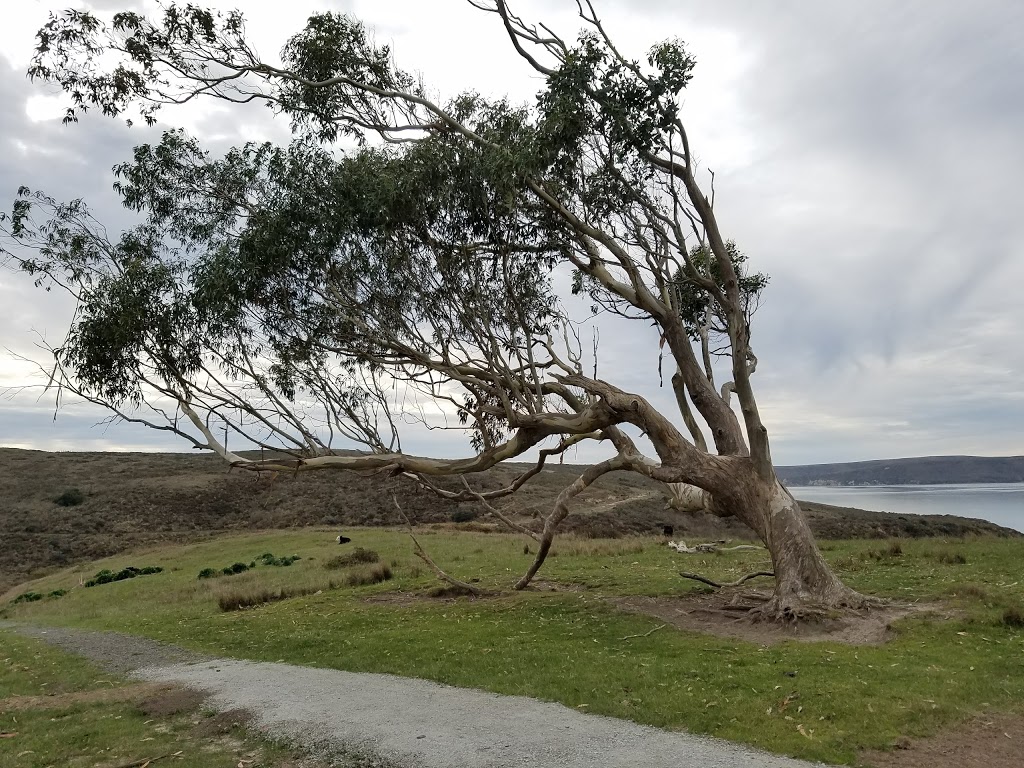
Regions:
[[777, 455, 1024, 486], [1, 448, 1019, 592]]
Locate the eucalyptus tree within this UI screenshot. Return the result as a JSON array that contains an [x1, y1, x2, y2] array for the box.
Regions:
[[2, 1, 872, 618]]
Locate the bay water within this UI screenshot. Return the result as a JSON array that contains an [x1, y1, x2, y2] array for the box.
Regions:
[[789, 483, 1024, 533]]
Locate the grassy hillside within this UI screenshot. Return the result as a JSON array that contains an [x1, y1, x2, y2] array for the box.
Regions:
[[2, 447, 1018, 591], [3, 529, 1024, 764]]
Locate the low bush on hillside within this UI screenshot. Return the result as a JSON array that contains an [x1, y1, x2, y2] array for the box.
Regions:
[[257, 552, 301, 567], [197, 552, 302, 579], [85, 565, 163, 587], [53, 488, 86, 507], [11, 588, 68, 605], [451, 508, 479, 523], [325, 548, 380, 569]]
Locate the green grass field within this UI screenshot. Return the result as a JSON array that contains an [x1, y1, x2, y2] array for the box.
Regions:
[[3, 528, 1024, 764]]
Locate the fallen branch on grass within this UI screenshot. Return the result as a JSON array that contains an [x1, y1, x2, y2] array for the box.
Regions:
[[679, 571, 775, 589], [668, 540, 764, 554], [619, 623, 667, 641]]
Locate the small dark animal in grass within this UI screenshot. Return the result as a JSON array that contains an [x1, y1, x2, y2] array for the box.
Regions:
[[336, 534, 352, 544]]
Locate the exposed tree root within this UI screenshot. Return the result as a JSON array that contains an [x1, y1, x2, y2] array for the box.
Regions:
[[679, 570, 775, 589], [750, 589, 887, 624]]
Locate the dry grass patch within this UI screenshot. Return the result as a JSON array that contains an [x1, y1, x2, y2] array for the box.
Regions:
[[548, 536, 651, 558], [608, 592, 936, 646], [324, 547, 380, 569], [217, 581, 342, 611], [346, 563, 393, 586]]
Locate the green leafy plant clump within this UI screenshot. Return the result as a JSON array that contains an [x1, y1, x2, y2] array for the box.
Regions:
[[11, 588, 68, 604], [84, 565, 163, 587], [199, 553, 302, 579], [258, 552, 301, 567]]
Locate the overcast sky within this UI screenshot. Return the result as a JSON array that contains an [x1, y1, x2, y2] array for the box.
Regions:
[[1, 0, 1022, 465]]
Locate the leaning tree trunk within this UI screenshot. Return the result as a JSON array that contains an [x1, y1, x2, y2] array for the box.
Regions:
[[717, 468, 873, 619]]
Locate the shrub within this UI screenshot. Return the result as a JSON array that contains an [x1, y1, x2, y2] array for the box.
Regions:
[[1001, 607, 1024, 628], [12, 591, 43, 604], [325, 548, 380, 569], [451, 508, 478, 523], [197, 568, 218, 580], [47, 589, 67, 598], [936, 551, 967, 565], [221, 562, 249, 575], [84, 565, 163, 587], [346, 563, 393, 587], [54, 488, 86, 507], [258, 553, 301, 567]]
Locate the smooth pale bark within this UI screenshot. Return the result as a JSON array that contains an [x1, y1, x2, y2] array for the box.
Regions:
[[706, 466, 870, 617], [666, 482, 710, 513]]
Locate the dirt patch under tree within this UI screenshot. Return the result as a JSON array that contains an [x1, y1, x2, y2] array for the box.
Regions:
[[859, 712, 1024, 768], [609, 592, 941, 646]]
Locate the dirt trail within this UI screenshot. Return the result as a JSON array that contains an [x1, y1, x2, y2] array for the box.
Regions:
[[5, 623, 830, 768]]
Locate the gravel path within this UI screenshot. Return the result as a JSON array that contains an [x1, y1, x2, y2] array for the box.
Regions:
[[4, 623, 832, 768]]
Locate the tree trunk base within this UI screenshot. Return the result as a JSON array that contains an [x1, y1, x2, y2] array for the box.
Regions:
[[750, 586, 884, 623]]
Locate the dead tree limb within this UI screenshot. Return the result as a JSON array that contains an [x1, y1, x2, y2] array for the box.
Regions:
[[679, 571, 775, 589], [619, 623, 667, 641], [391, 494, 484, 596], [459, 476, 540, 541], [668, 540, 764, 554]]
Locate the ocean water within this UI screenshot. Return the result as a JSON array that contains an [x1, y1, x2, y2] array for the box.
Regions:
[[789, 483, 1024, 533]]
